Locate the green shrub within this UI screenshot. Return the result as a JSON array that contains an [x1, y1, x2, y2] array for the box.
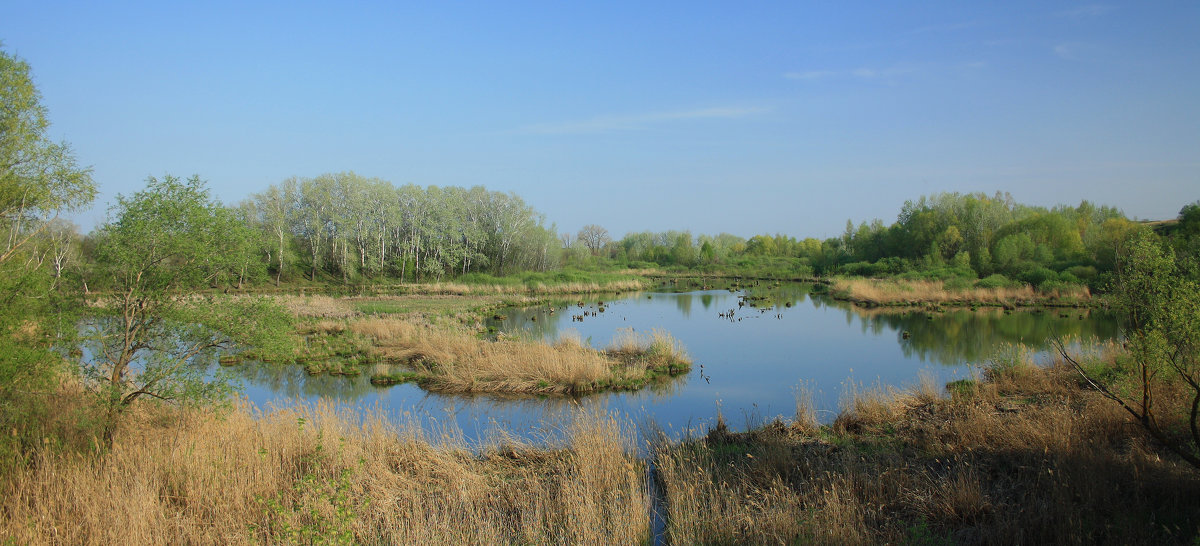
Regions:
[[898, 265, 976, 282], [944, 276, 975, 291], [975, 274, 1014, 289], [1018, 266, 1058, 287], [1066, 265, 1098, 281], [1057, 271, 1082, 285]]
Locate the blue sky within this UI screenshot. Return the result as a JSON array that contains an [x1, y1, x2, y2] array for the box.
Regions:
[[2, 1, 1196, 238]]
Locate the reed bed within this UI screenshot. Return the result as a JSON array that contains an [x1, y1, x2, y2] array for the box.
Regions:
[[5, 341, 1197, 544], [276, 295, 361, 318], [351, 318, 690, 394], [606, 327, 691, 368], [654, 341, 1200, 545], [830, 278, 1090, 306], [381, 279, 649, 296], [0, 402, 648, 545]]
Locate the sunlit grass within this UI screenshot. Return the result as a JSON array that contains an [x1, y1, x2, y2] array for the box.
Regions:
[[350, 318, 690, 394], [5, 340, 1197, 543], [0, 401, 648, 544], [830, 277, 1090, 306], [653, 340, 1200, 544]]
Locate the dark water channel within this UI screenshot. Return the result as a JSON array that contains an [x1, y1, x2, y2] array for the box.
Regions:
[[220, 283, 1118, 444]]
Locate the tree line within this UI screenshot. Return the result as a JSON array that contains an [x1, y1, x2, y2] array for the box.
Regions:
[[567, 192, 1194, 292], [238, 174, 559, 285]]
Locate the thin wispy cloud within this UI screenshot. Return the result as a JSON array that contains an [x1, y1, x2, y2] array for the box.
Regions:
[[907, 21, 979, 35], [785, 63, 920, 82], [783, 70, 836, 81], [1053, 42, 1099, 61], [1058, 4, 1115, 18], [515, 106, 769, 135], [785, 61, 984, 84]]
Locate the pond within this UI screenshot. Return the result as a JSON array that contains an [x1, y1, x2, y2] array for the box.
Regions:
[[219, 282, 1120, 444]]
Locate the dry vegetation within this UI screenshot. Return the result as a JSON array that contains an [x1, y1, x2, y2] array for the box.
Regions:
[[264, 293, 692, 395], [830, 277, 1091, 307], [0, 401, 648, 545], [394, 279, 648, 296], [274, 294, 541, 321], [4, 341, 1199, 544], [269, 275, 648, 321], [653, 341, 1200, 544], [352, 318, 690, 394]]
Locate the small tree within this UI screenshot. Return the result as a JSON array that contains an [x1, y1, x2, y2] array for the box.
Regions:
[[1056, 230, 1200, 468], [0, 46, 95, 459], [577, 224, 611, 255], [82, 175, 291, 445]]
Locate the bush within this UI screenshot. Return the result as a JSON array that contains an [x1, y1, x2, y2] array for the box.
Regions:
[[1018, 266, 1058, 287], [1065, 265, 1098, 281], [975, 274, 1015, 289], [842, 261, 884, 277], [944, 276, 975, 291], [1057, 271, 1082, 285], [898, 265, 976, 282]]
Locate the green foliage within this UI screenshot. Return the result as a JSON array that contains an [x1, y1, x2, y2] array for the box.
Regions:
[[251, 430, 366, 544], [975, 273, 1016, 289], [1017, 266, 1058, 288], [0, 263, 61, 467], [1065, 265, 1097, 282], [1168, 200, 1200, 261], [1069, 229, 1200, 468], [897, 265, 976, 282], [257, 173, 558, 282], [1, 48, 96, 255], [0, 46, 95, 464], [81, 175, 293, 442]]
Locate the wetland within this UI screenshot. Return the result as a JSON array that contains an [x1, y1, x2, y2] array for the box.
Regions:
[[217, 282, 1118, 443]]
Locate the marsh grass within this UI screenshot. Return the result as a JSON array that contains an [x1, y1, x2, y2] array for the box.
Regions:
[[5, 341, 1198, 544], [350, 318, 691, 394], [830, 277, 1090, 307], [653, 341, 1200, 544], [0, 401, 649, 545], [398, 279, 648, 296]]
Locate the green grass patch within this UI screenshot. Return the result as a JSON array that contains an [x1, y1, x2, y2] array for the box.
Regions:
[[369, 371, 426, 386]]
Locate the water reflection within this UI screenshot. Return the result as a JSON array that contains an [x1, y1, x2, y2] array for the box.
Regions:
[[220, 284, 1119, 443], [870, 308, 1118, 365]]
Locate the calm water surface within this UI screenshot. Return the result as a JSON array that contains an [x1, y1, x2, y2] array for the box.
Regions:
[[222, 283, 1118, 443]]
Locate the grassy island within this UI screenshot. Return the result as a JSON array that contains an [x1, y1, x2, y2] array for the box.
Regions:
[[360, 319, 690, 394], [828, 276, 1093, 308], [238, 293, 693, 396]]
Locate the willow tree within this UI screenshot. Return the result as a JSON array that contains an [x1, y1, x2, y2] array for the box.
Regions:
[[1057, 230, 1200, 469], [252, 178, 298, 285], [0, 46, 95, 457], [577, 224, 610, 256], [83, 175, 290, 445]]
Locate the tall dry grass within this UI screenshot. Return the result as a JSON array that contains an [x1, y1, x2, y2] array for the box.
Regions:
[[382, 279, 648, 296], [654, 341, 1200, 544], [606, 327, 691, 367], [831, 277, 1090, 306], [275, 295, 360, 318], [6, 340, 1198, 544], [0, 402, 648, 545], [351, 318, 689, 394]]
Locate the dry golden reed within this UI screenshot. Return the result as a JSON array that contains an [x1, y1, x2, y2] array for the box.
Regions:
[[654, 341, 1200, 545], [830, 277, 1090, 306], [5, 340, 1198, 544], [0, 402, 648, 545], [351, 318, 689, 394]]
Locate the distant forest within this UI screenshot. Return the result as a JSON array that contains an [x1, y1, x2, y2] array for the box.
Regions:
[[49, 173, 1197, 294]]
